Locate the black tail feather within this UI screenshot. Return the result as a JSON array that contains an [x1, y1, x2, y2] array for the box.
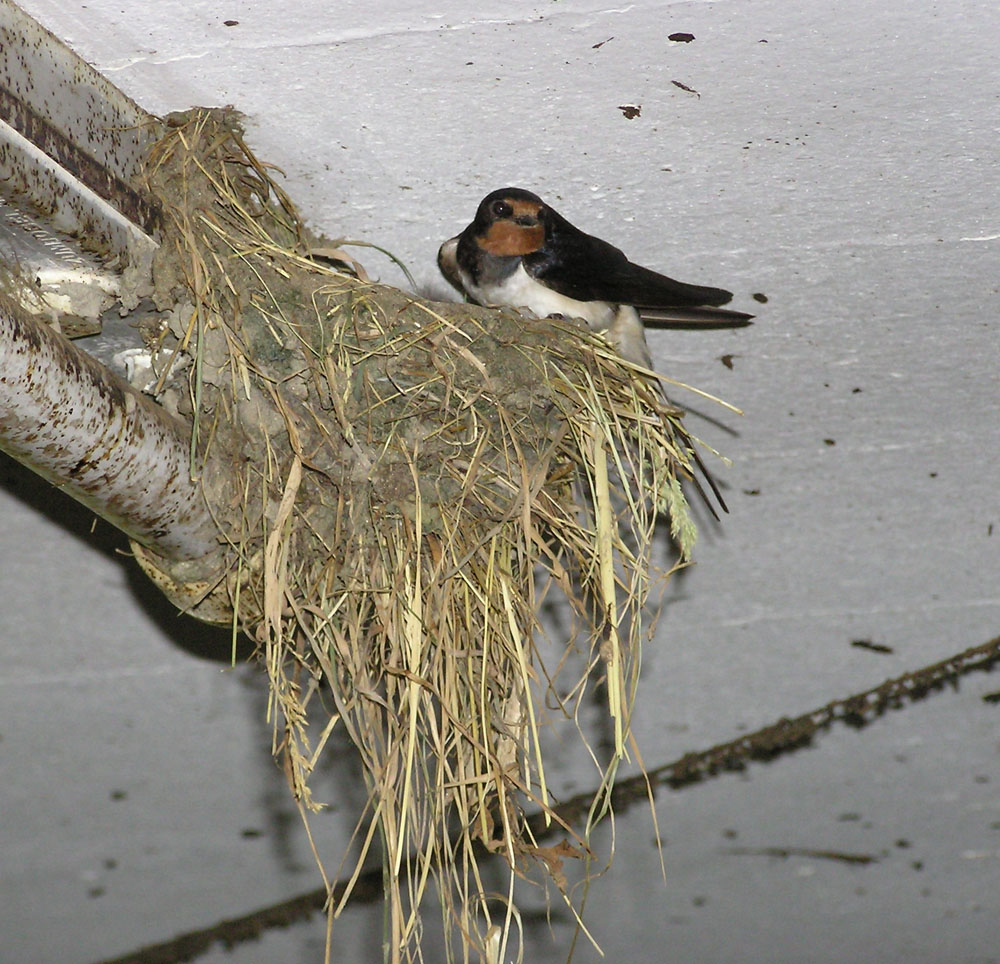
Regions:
[[688, 444, 728, 521], [639, 306, 754, 329]]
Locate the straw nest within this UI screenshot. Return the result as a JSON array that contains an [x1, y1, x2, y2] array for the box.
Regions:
[[134, 107, 724, 963]]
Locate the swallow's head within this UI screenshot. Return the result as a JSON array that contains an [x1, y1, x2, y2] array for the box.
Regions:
[[472, 187, 546, 257]]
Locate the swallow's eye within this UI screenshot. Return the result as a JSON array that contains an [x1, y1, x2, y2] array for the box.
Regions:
[[491, 200, 513, 219]]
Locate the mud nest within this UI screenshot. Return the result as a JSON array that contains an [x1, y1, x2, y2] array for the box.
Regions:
[[132, 107, 723, 963]]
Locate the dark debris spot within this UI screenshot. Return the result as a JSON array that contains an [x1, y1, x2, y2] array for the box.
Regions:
[[851, 639, 895, 655], [671, 80, 700, 97]]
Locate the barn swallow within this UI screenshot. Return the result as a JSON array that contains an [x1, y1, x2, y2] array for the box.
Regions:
[[438, 187, 752, 517], [437, 187, 752, 372]]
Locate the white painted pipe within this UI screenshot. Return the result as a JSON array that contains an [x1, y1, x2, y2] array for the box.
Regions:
[[0, 296, 222, 566]]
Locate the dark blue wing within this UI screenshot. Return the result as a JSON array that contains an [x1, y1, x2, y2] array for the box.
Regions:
[[524, 206, 737, 311]]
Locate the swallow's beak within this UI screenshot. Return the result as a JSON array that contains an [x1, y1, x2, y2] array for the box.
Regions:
[[514, 214, 539, 227]]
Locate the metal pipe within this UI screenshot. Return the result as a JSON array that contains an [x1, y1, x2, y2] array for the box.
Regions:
[[0, 296, 222, 566]]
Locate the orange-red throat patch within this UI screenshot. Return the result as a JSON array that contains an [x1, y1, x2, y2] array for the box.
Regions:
[[510, 199, 542, 219], [480, 220, 545, 256]]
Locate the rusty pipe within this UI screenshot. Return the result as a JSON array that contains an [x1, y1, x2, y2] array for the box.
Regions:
[[0, 296, 223, 567]]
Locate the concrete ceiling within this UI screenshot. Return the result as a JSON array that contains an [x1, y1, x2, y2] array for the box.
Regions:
[[1, 1, 998, 962]]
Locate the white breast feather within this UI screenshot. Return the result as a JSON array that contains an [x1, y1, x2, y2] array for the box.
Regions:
[[456, 262, 653, 371], [463, 264, 616, 330]]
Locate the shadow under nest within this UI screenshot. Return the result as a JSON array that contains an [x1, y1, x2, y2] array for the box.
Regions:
[[134, 107, 720, 962]]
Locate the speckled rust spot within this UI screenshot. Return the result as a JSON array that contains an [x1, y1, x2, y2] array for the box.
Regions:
[[480, 220, 544, 257]]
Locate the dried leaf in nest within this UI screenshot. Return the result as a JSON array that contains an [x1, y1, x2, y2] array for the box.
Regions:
[[135, 107, 726, 963]]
